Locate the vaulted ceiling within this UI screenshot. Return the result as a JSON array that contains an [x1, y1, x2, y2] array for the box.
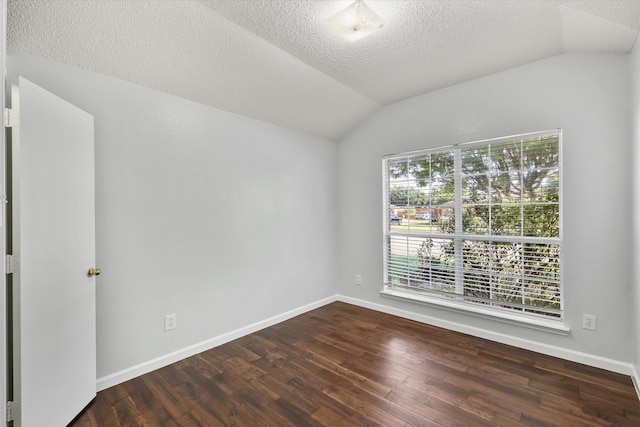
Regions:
[[7, 1, 640, 141]]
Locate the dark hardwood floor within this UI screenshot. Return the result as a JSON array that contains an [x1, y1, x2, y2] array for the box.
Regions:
[[71, 302, 640, 426]]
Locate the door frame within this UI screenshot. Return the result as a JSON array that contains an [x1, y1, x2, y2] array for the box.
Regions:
[[1, 1, 9, 425]]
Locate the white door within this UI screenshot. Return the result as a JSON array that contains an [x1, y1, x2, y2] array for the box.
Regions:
[[10, 77, 97, 426]]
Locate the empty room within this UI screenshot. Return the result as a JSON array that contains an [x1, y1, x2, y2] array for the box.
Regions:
[[2, 0, 640, 426]]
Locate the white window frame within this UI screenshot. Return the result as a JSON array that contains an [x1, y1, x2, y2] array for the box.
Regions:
[[381, 130, 567, 334]]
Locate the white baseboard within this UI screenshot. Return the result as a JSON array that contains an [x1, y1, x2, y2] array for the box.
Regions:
[[97, 293, 636, 392], [337, 294, 635, 376], [96, 295, 337, 391], [632, 365, 640, 401]]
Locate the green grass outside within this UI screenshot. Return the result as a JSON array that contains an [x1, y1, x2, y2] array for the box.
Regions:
[[388, 254, 421, 283], [390, 220, 440, 233]]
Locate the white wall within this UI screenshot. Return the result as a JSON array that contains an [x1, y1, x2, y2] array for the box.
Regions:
[[7, 47, 638, 390], [631, 39, 640, 381], [8, 50, 338, 383], [338, 54, 634, 368]]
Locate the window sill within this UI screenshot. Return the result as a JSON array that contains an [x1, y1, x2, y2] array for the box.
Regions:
[[380, 287, 570, 336]]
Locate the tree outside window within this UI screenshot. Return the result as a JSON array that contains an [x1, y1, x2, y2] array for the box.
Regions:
[[384, 131, 561, 318]]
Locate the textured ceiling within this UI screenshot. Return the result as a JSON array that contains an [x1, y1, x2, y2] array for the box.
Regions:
[[7, 0, 640, 141]]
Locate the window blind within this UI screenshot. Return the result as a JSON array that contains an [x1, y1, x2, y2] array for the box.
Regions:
[[383, 130, 562, 318]]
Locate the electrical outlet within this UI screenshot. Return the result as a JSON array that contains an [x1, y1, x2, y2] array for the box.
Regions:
[[582, 314, 596, 331], [165, 313, 176, 331], [355, 274, 362, 285]]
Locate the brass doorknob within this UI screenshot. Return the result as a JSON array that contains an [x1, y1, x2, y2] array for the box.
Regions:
[[87, 268, 101, 277]]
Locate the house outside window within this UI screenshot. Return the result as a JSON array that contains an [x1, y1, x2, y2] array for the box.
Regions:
[[382, 130, 562, 321]]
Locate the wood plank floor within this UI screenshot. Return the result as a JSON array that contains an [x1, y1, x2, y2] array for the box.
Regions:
[[71, 302, 640, 426]]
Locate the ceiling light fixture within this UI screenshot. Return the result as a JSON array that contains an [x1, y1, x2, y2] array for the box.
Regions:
[[323, 0, 384, 43]]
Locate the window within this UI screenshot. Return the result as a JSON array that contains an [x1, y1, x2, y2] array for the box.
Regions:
[[382, 130, 562, 321]]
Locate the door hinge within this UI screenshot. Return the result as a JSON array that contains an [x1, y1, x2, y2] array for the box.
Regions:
[[4, 108, 16, 128], [5, 254, 18, 275], [6, 400, 18, 422]]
